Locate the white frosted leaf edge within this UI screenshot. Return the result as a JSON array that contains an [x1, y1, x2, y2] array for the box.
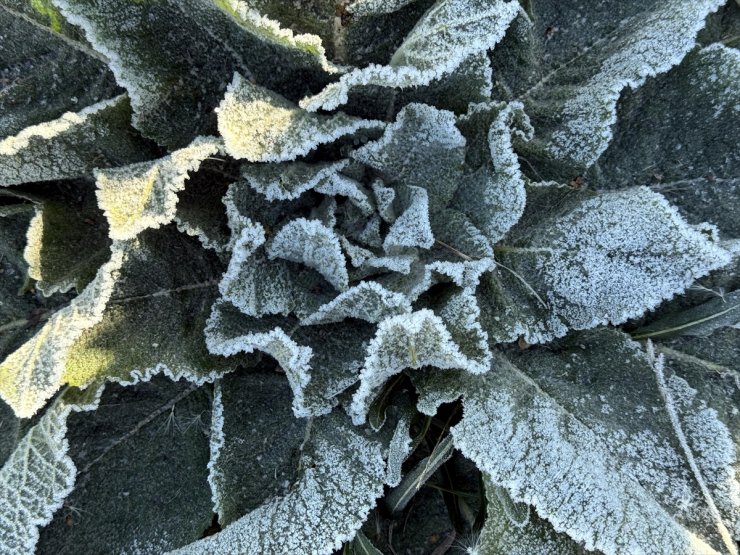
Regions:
[[299, 0, 519, 111]]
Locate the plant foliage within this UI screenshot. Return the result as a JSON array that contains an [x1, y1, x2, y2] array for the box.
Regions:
[[0, 0, 738, 553]]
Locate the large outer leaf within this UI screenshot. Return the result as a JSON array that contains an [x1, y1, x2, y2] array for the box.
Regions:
[[0, 245, 124, 417], [491, 0, 724, 175], [61, 227, 236, 390], [476, 476, 585, 555], [207, 372, 305, 526], [171, 412, 385, 555], [0, 386, 99, 555], [0, 3, 117, 140], [50, 0, 338, 148], [591, 44, 740, 239], [206, 300, 372, 417], [484, 186, 730, 343], [441, 330, 739, 555], [0, 205, 38, 360], [0, 95, 156, 186], [37, 378, 213, 554], [299, 0, 519, 111]]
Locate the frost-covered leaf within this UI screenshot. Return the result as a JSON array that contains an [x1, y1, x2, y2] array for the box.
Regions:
[[491, 0, 724, 173], [592, 45, 740, 192], [383, 185, 434, 251], [384, 409, 413, 487], [486, 187, 731, 344], [299, 0, 519, 111], [347, 0, 418, 17], [592, 44, 740, 240], [23, 180, 110, 295], [632, 290, 740, 340], [37, 377, 213, 555], [267, 217, 349, 291], [0, 245, 124, 418], [301, 281, 411, 325], [396, 52, 493, 114], [174, 172, 231, 253], [96, 136, 222, 241], [61, 227, 236, 390], [170, 411, 385, 555], [315, 173, 375, 217], [447, 330, 739, 555], [0, 386, 99, 555], [0, 3, 117, 140], [207, 372, 305, 525], [435, 287, 491, 371], [349, 309, 487, 425], [241, 159, 349, 201], [475, 476, 585, 555], [51, 0, 338, 148], [384, 434, 453, 514], [218, 74, 384, 163], [0, 95, 156, 186], [452, 101, 531, 243], [206, 300, 373, 417], [352, 103, 465, 212]]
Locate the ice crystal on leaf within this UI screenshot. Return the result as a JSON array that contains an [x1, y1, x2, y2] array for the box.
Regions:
[[0, 0, 738, 553]]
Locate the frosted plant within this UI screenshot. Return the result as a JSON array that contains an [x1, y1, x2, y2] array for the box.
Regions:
[[0, 0, 738, 554]]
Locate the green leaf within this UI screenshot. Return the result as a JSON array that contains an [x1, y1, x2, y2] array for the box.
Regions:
[[352, 102, 465, 212], [485, 187, 731, 343], [0, 3, 117, 140], [267, 217, 350, 291], [493, 0, 724, 174], [170, 412, 386, 555], [61, 227, 235, 390], [23, 180, 110, 295], [299, 0, 519, 111], [96, 136, 222, 241], [206, 300, 373, 417], [452, 101, 531, 244], [0, 244, 125, 418], [50, 0, 339, 148], [349, 309, 487, 425], [475, 475, 585, 555], [301, 281, 412, 325], [0, 385, 100, 554], [241, 159, 350, 201], [0, 95, 156, 186], [592, 45, 740, 240], [446, 330, 739, 555], [207, 371, 305, 525], [217, 74, 384, 163], [37, 378, 214, 554]]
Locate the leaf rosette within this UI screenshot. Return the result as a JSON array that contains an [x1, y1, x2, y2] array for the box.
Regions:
[[0, 0, 738, 553]]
